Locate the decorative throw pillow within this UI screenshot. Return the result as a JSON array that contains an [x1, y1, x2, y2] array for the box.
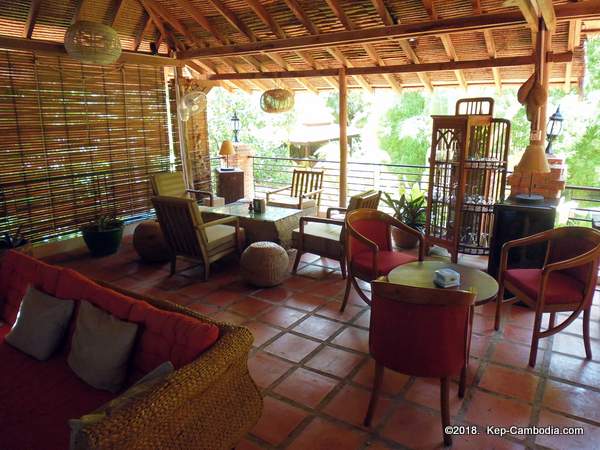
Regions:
[[69, 361, 174, 450], [68, 300, 139, 393], [5, 285, 74, 360]]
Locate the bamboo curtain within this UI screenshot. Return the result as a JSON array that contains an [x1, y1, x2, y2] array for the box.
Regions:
[[0, 49, 175, 242]]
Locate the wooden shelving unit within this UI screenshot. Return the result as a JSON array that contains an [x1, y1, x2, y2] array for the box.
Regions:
[[425, 98, 510, 262]]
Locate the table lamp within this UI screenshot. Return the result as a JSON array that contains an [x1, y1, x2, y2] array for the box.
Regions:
[[514, 140, 550, 203], [219, 140, 235, 171]]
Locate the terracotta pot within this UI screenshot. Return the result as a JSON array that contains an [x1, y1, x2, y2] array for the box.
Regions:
[[391, 227, 419, 250]]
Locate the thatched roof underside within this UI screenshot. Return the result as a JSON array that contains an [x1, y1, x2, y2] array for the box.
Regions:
[[0, 0, 595, 92]]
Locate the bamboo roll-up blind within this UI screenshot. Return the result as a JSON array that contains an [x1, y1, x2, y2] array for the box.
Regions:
[[0, 49, 174, 243]]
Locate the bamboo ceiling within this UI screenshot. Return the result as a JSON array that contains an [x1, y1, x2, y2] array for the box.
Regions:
[[0, 0, 597, 92]]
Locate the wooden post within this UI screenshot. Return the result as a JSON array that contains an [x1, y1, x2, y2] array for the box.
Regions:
[[532, 17, 550, 145], [339, 67, 348, 208], [174, 67, 194, 190]]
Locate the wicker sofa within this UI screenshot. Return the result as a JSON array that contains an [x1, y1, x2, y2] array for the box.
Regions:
[[0, 250, 262, 450]]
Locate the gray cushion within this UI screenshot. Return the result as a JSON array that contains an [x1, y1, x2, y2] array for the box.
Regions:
[[5, 285, 74, 360], [68, 301, 138, 393], [69, 361, 174, 450]]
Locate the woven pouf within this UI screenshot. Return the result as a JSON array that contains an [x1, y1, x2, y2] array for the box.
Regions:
[[241, 241, 289, 287], [133, 221, 170, 263]]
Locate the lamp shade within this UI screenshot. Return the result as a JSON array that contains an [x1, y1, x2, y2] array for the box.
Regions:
[[516, 141, 550, 174], [219, 140, 235, 156]]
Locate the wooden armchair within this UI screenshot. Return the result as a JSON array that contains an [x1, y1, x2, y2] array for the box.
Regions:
[[494, 227, 600, 367], [266, 168, 324, 211], [291, 190, 381, 278], [150, 171, 222, 206], [151, 196, 244, 281], [365, 280, 475, 447]]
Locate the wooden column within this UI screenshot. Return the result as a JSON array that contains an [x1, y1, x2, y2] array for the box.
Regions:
[[532, 18, 551, 145], [339, 67, 348, 208], [174, 67, 193, 190]]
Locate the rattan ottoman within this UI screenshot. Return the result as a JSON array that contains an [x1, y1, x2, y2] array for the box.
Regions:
[[241, 241, 289, 287], [133, 221, 170, 263]]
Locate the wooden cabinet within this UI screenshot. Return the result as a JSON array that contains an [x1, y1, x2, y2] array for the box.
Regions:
[[425, 109, 510, 262], [216, 168, 244, 204]]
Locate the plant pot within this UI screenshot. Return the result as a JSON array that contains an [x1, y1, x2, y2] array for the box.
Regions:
[[81, 225, 124, 257], [391, 227, 419, 250]]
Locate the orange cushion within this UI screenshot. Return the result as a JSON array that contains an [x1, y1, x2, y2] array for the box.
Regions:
[[352, 250, 417, 277], [504, 269, 585, 305]]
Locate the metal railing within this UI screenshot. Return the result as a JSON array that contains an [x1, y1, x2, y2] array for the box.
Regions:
[[248, 156, 600, 226]]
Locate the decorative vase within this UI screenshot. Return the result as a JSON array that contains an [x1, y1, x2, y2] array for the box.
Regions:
[[391, 227, 419, 250], [81, 225, 124, 257]]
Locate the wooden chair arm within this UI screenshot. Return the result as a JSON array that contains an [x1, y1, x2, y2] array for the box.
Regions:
[[266, 185, 291, 200], [498, 229, 554, 276], [388, 217, 426, 261], [187, 189, 213, 204], [197, 216, 239, 229], [326, 207, 347, 218], [543, 247, 600, 274], [300, 188, 324, 199]]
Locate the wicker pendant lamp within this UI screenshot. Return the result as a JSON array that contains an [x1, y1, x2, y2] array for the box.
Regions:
[[260, 89, 295, 113], [64, 21, 122, 65]]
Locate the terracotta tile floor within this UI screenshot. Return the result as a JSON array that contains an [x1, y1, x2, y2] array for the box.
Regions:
[[48, 235, 600, 450]]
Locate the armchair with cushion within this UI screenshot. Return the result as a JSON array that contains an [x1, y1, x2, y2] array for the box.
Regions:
[[494, 226, 600, 367], [266, 168, 324, 212], [151, 196, 244, 281], [341, 209, 425, 312], [365, 280, 475, 446], [150, 171, 223, 206], [291, 190, 381, 278]]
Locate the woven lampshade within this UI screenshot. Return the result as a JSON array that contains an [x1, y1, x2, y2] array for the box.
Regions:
[[260, 89, 294, 113], [64, 21, 122, 65], [516, 140, 550, 174], [219, 140, 235, 156]]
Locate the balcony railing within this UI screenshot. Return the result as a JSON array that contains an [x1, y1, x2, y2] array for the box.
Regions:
[[248, 156, 600, 227]]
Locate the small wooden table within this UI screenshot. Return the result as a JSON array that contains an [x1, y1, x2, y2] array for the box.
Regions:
[[388, 260, 499, 306]]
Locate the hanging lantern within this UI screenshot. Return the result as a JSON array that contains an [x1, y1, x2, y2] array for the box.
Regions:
[[64, 21, 122, 65], [260, 89, 295, 113]]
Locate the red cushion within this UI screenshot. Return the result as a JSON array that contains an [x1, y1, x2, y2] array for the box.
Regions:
[[504, 269, 585, 305], [0, 324, 115, 450], [349, 218, 390, 257], [55, 269, 219, 377], [0, 251, 63, 325], [352, 250, 417, 277]]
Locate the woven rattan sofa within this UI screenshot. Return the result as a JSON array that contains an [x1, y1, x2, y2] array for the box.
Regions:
[[0, 250, 262, 450]]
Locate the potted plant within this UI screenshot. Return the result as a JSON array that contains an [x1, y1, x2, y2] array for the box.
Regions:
[[0, 226, 32, 257], [382, 184, 426, 249], [81, 215, 124, 257]]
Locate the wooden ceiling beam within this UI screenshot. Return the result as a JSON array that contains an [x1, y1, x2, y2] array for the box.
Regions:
[[134, 14, 153, 51], [187, 59, 251, 93], [207, 51, 573, 79], [371, 0, 394, 26], [421, 0, 438, 20], [537, 0, 557, 32], [398, 40, 433, 91], [208, 0, 257, 42], [180, 1, 600, 59], [24, 0, 42, 39], [140, 2, 178, 51], [439, 34, 468, 89], [141, 0, 200, 47], [510, 0, 539, 31], [283, 0, 319, 34], [483, 29, 501, 90], [564, 19, 581, 92], [246, 0, 285, 39], [110, 0, 126, 26], [325, 0, 356, 30], [473, 0, 482, 14], [174, 0, 228, 44]]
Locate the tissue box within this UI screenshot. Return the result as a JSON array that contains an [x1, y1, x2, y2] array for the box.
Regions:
[[433, 268, 461, 288]]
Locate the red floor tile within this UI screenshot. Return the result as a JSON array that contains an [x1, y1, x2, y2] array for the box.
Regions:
[[535, 409, 600, 450], [352, 358, 410, 396], [285, 292, 327, 311], [248, 351, 294, 389], [259, 306, 307, 328], [491, 340, 543, 370], [273, 367, 338, 408], [552, 333, 598, 361], [472, 314, 496, 336], [404, 378, 464, 416], [264, 333, 321, 363], [253, 286, 292, 302], [465, 390, 532, 431], [381, 402, 445, 449], [311, 278, 346, 298], [543, 380, 600, 423], [295, 264, 334, 279], [306, 345, 365, 378], [316, 302, 364, 323], [353, 309, 370, 328], [200, 290, 244, 307], [478, 364, 540, 402], [244, 321, 282, 347], [187, 302, 218, 315], [235, 439, 263, 450], [287, 417, 366, 450], [469, 333, 491, 358], [292, 315, 342, 340], [323, 384, 391, 428], [281, 275, 317, 291], [331, 326, 370, 353], [548, 353, 600, 387], [227, 297, 272, 317], [251, 396, 307, 446], [210, 310, 246, 325]]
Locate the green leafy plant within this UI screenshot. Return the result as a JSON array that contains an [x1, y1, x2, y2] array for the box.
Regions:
[[382, 184, 427, 231], [0, 225, 28, 249], [82, 215, 123, 232]]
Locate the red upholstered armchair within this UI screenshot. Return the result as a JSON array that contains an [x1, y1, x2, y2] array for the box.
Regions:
[[365, 280, 475, 446], [341, 209, 424, 312], [494, 227, 600, 367]]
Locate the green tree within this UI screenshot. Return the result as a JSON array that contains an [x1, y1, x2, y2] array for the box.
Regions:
[[323, 90, 371, 127], [566, 122, 600, 187]]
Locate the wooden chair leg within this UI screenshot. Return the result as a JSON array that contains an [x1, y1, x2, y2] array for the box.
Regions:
[[204, 262, 210, 281], [494, 283, 505, 331], [549, 312, 556, 329], [340, 257, 347, 279], [459, 365, 467, 398], [340, 275, 352, 312], [292, 249, 302, 275], [528, 311, 543, 367], [583, 307, 593, 360], [440, 377, 452, 447], [363, 362, 384, 427], [169, 255, 177, 276]]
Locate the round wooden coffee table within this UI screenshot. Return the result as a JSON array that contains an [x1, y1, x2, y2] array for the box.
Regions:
[[387, 260, 499, 305]]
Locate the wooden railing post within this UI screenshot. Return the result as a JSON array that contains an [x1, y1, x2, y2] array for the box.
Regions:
[[339, 67, 348, 208]]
